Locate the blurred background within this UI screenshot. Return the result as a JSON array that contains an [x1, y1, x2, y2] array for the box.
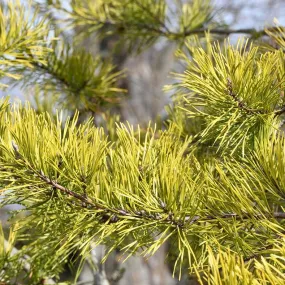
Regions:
[[1, 0, 285, 284]]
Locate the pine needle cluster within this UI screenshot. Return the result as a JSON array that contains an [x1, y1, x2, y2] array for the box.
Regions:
[[1, 1, 285, 284]]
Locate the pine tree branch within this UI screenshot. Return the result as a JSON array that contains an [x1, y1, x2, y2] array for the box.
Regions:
[[37, 170, 99, 209], [10, 141, 285, 230], [132, 0, 170, 34], [164, 26, 283, 38], [0, 2, 51, 87], [77, 21, 279, 39], [274, 105, 285, 116], [226, 78, 285, 117], [31, 61, 77, 92], [226, 78, 269, 115], [12, 142, 285, 227], [88, 19, 167, 36], [54, 3, 283, 40], [30, 59, 98, 96], [3, 239, 56, 284], [180, 27, 277, 37], [19, 48, 124, 112], [24, 168, 285, 228]]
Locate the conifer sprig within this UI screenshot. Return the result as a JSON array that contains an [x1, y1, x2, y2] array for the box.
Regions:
[[1, 102, 285, 281], [0, 1, 52, 88], [17, 42, 125, 112], [173, 39, 285, 154], [1, 1, 285, 284], [46, 0, 284, 52], [48, 0, 219, 51]]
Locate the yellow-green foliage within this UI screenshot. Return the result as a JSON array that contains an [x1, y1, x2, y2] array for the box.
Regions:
[[0, 101, 285, 283], [21, 42, 125, 112], [174, 39, 285, 155], [1, 1, 285, 284], [0, 1, 52, 88], [196, 243, 285, 285], [51, 0, 218, 51]]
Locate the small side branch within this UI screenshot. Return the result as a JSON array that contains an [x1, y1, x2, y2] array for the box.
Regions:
[[55, 3, 283, 39], [226, 79, 285, 117], [35, 169, 285, 228], [38, 170, 99, 209], [226, 78, 268, 115], [274, 105, 285, 117], [181, 27, 278, 37]]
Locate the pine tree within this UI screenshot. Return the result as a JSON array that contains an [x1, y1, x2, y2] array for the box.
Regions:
[[1, 0, 285, 284]]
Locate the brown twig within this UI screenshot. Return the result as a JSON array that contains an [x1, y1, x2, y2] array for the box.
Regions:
[[274, 105, 285, 117], [11, 141, 285, 229], [38, 170, 99, 209], [26, 168, 285, 230], [181, 27, 280, 37], [34, 169, 285, 229], [226, 78, 285, 117], [226, 78, 268, 115]]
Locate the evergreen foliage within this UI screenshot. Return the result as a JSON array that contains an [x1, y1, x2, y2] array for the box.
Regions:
[[1, 1, 285, 284], [173, 38, 285, 155], [50, 0, 219, 51], [18, 42, 125, 112], [0, 1, 52, 88]]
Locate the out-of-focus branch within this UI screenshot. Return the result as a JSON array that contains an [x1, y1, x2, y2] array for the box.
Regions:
[[180, 27, 278, 37], [3, 239, 30, 272], [3, 239, 56, 284]]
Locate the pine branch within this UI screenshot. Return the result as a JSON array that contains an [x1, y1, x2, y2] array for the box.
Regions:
[[55, 0, 283, 40], [132, 0, 170, 34], [13, 149, 285, 231], [226, 78, 269, 115], [179, 27, 281, 37], [35, 168, 285, 226], [11, 140, 285, 229], [3, 239, 56, 284], [32, 61, 76, 93], [64, 19, 280, 39], [226, 78, 285, 117], [4, 105, 285, 282], [274, 105, 285, 116], [37, 170, 98, 209], [17, 44, 125, 111], [0, 1, 52, 87]]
